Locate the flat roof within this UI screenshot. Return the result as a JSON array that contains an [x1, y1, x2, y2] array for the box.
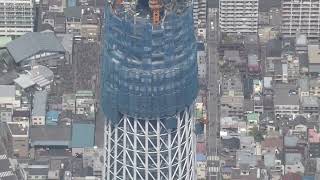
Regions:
[[308, 44, 320, 64], [273, 84, 299, 106], [301, 96, 319, 107], [0, 85, 15, 98], [7, 123, 28, 136], [30, 126, 71, 146], [32, 91, 48, 117], [71, 123, 94, 148]]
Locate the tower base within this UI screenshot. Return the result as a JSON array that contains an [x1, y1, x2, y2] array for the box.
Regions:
[[105, 106, 196, 180]]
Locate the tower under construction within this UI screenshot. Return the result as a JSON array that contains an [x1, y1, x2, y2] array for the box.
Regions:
[[101, 0, 198, 179]]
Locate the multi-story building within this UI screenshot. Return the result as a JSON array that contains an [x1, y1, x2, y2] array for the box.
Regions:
[[219, 0, 259, 34], [102, 0, 198, 179], [282, 0, 320, 39], [274, 84, 300, 117], [4, 122, 29, 158], [193, 0, 207, 40], [0, 0, 34, 37]]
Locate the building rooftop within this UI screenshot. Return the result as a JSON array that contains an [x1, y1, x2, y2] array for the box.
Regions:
[[273, 84, 299, 106], [299, 77, 309, 92], [308, 129, 320, 143], [301, 96, 319, 107], [308, 44, 320, 64], [30, 126, 71, 147], [6, 122, 28, 136], [5, 32, 65, 63], [284, 136, 299, 147], [26, 168, 49, 176], [46, 111, 60, 125], [14, 75, 35, 89], [285, 153, 302, 165], [236, 150, 257, 167], [267, 39, 282, 57], [32, 91, 48, 117], [64, 7, 82, 19], [71, 123, 95, 148], [0, 85, 15, 98], [12, 110, 30, 117]]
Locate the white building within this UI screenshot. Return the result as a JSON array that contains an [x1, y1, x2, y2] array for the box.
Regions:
[[0, 85, 20, 108], [193, 0, 207, 39], [0, 0, 34, 36], [219, 0, 259, 34], [282, 0, 320, 39]]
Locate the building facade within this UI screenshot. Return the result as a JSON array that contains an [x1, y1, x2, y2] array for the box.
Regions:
[[0, 0, 34, 36], [102, 0, 198, 179], [282, 0, 320, 39], [219, 0, 259, 34]]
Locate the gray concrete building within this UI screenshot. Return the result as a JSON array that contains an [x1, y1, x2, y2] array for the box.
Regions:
[[219, 0, 259, 34], [0, 0, 34, 36]]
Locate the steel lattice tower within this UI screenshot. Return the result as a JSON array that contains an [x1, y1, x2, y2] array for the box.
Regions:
[[101, 0, 198, 179]]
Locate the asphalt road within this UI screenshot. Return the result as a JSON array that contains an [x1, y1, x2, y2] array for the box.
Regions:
[[206, 7, 221, 180]]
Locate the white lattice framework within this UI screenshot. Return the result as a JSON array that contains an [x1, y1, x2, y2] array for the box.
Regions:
[[105, 106, 196, 180]]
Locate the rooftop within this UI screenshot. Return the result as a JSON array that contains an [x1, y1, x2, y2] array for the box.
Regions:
[[301, 96, 319, 107], [30, 126, 71, 146], [273, 84, 299, 106], [0, 85, 15, 98], [0, 36, 12, 47], [71, 123, 95, 148], [285, 153, 302, 165], [6, 122, 28, 136], [308, 129, 320, 143], [64, 7, 82, 19], [284, 136, 299, 147], [267, 39, 282, 57], [308, 44, 320, 64], [236, 150, 257, 167], [5, 32, 65, 63], [32, 91, 48, 117]]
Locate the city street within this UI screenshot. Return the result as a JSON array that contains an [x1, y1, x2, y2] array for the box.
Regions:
[[206, 6, 221, 180]]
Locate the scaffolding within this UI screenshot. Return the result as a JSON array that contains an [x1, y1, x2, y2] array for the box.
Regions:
[[101, 0, 198, 124]]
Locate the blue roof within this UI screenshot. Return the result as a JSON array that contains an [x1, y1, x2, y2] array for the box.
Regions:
[[71, 123, 95, 148], [46, 111, 60, 122], [196, 153, 206, 162], [303, 176, 315, 180]]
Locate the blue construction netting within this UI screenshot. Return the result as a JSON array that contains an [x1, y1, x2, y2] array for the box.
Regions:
[[101, 3, 198, 124]]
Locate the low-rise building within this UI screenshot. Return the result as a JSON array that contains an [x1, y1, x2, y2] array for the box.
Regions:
[[29, 126, 71, 148], [75, 91, 95, 120], [285, 153, 304, 174], [32, 91, 48, 125], [308, 44, 320, 74], [4, 32, 66, 67], [309, 78, 320, 97], [0, 104, 13, 122], [4, 122, 29, 158], [301, 96, 319, 115], [308, 129, 320, 158], [12, 110, 30, 126], [62, 94, 76, 113], [0, 85, 21, 108], [274, 84, 299, 117], [71, 122, 95, 154]]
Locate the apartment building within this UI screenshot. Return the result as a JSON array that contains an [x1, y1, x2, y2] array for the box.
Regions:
[[282, 0, 320, 39], [0, 0, 34, 36], [219, 0, 259, 34], [193, 0, 207, 39]]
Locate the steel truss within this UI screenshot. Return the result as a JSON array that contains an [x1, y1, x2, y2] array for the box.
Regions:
[[105, 106, 196, 180]]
